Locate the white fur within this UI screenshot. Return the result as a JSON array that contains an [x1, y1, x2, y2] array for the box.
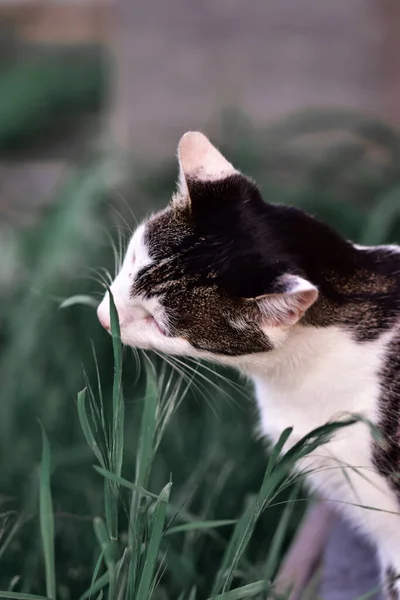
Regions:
[[354, 243, 400, 255]]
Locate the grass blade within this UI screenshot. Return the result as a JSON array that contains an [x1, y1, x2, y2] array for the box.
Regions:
[[88, 551, 104, 600], [165, 520, 236, 536], [39, 427, 56, 600], [264, 483, 301, 584], [265, 428, 293, 478], [94, 466, 158, 499], [109, 290, 124, 477], [115, 548, 131, 600], [213, 418, 358, 595], [78, 572, 110, 600], [135, 360, 158, 491], [107, 292, 124, 542], [128, 360, 159, 594], [136, 482, 171, 600], [0, 593, 51, 599], [207, 580, 268, 599], [59, 295, 98, 309], [0, 512, 32, 563], [93, 518, 115, 600], [77, 389, 105, 468]]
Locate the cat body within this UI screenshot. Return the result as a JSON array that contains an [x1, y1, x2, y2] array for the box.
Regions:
[[97, 132, 400, 598]]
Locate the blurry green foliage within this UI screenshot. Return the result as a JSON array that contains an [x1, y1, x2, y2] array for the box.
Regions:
[[0, 52, 105, 153]]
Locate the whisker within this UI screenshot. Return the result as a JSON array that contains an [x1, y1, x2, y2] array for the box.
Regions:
[[152, 352, 212, 414], [111, 191, 139, 229], [161, 354, 220, 419], [184, 356, 248, 401], [109, 202, 134, 235], [168, 354, 241, 411]]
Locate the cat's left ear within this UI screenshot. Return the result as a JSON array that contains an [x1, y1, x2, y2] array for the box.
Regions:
[[175, 131, 238, 201], [250, 274, 318, 327]]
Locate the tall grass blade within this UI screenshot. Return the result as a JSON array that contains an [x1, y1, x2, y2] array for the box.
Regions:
[[107, 292, 124, 542], [88, 551, 104, 600], [188, 588, 197, 600], [165, 520, 236, 536], [0, 593, 51, 599], [59, 295, 98, 309], [213, 418, 359, 595], [136, 361, 158, 490], [136, 482, 171, 600], [39, 427, 56, 600], [77, 389, 105, 468], [94, 466, 158, 499], [93, 518, 116, 600], [78, 572, 110, 600], [0, 512, 31, 563], [264, 483, 301, 584], [281, 418, 358, 468], [115, 548, 131, 600], [354, 585, 382, 600], [128, 361, 159, 594], [207, 580, 268, 599], [265, 428, 293, 478], [109, 290, 124, 475]]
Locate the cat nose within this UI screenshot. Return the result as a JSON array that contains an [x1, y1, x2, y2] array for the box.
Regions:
[[97, 303, 111, 331]]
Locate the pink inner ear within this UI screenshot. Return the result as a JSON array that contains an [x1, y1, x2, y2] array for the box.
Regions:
[[268, 305, 301, 327], [297, 288, 319, 310], [256, 283, 318, 328]]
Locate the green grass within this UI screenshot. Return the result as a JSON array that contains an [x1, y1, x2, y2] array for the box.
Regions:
[[1, 297, 359, 600], [0, 109, 400, 599]]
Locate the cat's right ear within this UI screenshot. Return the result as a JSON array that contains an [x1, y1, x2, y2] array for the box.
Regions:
[[174, 131, 238, 207], [249, 274, 318, 327]]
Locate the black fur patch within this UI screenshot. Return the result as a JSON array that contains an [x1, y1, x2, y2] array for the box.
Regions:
[[372, 329, 400, 493], [385, 566, 400, 600]]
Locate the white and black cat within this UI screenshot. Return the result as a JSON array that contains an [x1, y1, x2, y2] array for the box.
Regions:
[[97, 132, 400, 599]]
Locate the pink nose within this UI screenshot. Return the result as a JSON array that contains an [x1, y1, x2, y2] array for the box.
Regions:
[[97, 304, 110, 331]]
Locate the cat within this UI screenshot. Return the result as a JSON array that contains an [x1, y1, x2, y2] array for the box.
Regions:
[[97, 131, 400, 599]]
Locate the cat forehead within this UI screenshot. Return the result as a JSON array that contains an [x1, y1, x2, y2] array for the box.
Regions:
[[128, 223, 153, 265], [142, 206, 193, 257]]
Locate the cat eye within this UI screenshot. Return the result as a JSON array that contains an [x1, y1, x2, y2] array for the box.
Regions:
[[132, 254, 136, 264]]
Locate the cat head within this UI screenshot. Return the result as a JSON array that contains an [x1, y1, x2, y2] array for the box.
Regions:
[[97, 132, 318, 363]]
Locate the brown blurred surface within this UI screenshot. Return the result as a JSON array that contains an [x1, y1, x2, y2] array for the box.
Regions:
[[110, 0, 381, 158], [0, 0, 110, 44]]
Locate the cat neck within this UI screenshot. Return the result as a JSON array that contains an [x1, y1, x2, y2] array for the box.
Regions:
[[232, 322, 394, 400]]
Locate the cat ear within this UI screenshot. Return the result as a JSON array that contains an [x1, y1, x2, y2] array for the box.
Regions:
[[176, 131, 238, 199], [250, 274, 318, 327]]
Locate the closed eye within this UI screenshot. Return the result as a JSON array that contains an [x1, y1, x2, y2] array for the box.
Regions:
[[145, 314, 170, 337]]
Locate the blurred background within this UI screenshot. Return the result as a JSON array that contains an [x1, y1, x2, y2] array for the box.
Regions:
[[1, 1, 400, 598]]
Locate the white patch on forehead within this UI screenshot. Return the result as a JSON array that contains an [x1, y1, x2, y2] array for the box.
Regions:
[[123, 223, 153, 276], [97, 222, 155, 330]]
